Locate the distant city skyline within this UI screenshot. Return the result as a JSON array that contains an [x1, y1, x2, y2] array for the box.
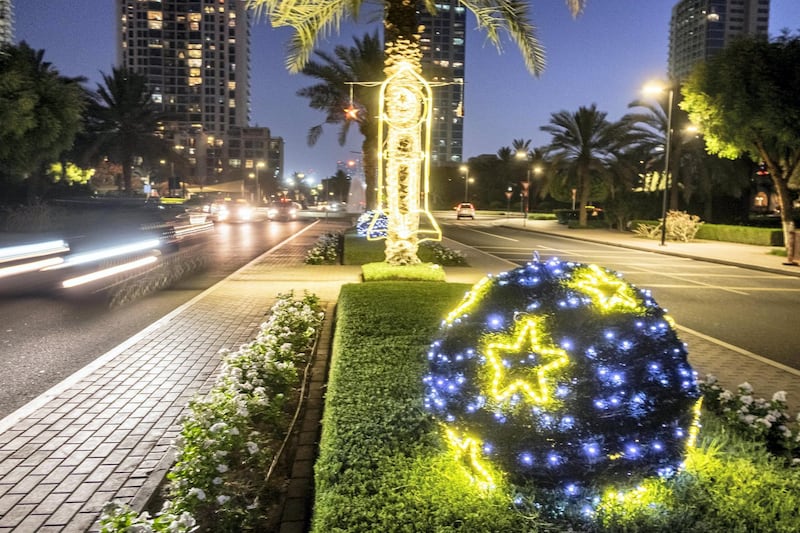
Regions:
[[12, 1, 800, 183]]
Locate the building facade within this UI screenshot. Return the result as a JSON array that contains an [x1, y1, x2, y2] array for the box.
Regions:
[[0, 0, 13, 47], [417, 1, 466, 165], [117, 0, 281, 190], [669, 0, 770, 81]]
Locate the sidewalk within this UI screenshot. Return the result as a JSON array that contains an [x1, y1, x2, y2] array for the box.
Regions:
[[0, 216, 798, 532]]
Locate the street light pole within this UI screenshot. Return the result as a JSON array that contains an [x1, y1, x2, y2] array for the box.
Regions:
[[460, 165, 469, 202], [255, 161, 266, 204], [660, 88, 674, 247]]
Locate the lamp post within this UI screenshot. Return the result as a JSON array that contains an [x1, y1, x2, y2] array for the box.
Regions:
[[460, 165, 470, 202], [643, 82, 674, 246], [255, 161, 266, 204], [515, 150, 531, 226]]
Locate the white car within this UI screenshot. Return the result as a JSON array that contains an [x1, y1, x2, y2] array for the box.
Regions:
[[456, 202, 476, 219]]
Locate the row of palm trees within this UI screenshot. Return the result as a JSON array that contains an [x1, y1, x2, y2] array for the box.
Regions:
[[0, 42, 180, 204], [295, 32, 749, 228]]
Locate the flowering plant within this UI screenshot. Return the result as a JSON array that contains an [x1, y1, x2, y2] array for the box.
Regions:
[[700, 375, 799, 461], [99, 291, 323, 531], [305, 231, 342, 264]]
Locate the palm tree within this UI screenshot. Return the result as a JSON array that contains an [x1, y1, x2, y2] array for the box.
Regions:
[[249, 0, 587, 264], [624, 96, 703, 211], [541, 104, 631, 227], [297, 32, 384, 210], [0, 42, 86, 202], [82, 67, 178, 193]]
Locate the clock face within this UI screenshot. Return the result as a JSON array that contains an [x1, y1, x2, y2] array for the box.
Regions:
[[424, 258, 701, 496]]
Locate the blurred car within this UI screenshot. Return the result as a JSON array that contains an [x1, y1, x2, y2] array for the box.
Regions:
[[455, 202, 476, 219], [210, 198, 254, 223], [266, 201, 300, 221], [316, 201, 345, 212]]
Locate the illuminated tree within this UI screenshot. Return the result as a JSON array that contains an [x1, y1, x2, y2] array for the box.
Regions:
[[681, 33, 800, 262], [249, 0, 586, 264], [297, 32, 383, 210]]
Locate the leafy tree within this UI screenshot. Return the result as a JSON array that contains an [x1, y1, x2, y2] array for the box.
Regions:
[[682, 33, 800, 261], [82, 67, 178, 193], [297, 32, 383, 210], [541, 104, 631, 226], [0, 42, 85, 202], [249, 0, 586, 264]]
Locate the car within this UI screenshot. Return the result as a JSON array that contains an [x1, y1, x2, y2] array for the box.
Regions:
[[209, 198, 254, 223], [455, 202, 475, 219], [266, 201, 300, 221]]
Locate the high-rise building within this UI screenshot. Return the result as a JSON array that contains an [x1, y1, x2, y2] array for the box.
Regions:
[[0, 0, 13, 47], [117, 0, 281, 189], [669, 0, 770, 81], [417, 1, 466, 165]]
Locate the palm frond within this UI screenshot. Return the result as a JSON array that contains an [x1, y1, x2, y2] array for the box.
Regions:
[[248, 0, 364, 73], [459, 0, 546, 76]]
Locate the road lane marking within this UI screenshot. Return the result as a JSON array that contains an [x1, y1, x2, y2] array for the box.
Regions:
[[463, 228, 519, 242]]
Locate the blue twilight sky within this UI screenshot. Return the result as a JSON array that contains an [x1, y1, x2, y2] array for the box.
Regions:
[[13, 1, 800, 183]]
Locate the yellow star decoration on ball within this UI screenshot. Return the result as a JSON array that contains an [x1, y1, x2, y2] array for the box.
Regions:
[[484, 317, 570, 406], [567, 264, 643, 313], [445, 428, 496, 491]]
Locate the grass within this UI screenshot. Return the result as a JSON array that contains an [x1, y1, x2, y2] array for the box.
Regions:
[[361, 261, 446, 281]]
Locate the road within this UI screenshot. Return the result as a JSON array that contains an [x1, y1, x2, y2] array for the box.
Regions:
[[0, 219, 309, 417], [441, 219, 800, 371]]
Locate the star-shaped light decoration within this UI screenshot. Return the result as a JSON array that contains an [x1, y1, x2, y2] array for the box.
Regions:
[[483, 317, 570, 407], [445, 428, 495, 491], [567, 264, 643, 313], [344, 104, 359, 121]]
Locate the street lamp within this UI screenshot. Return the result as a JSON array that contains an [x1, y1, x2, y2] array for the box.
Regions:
[[460, 165, 470, 202], [643, 81, 674, 246], [515, 150, 531, 226], [255, 161, 266, 204]]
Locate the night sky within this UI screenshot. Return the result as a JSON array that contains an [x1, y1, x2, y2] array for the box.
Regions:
[[13, 1, 800, 184]]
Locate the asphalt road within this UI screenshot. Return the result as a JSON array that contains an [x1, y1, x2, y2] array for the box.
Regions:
[[441, 220, 800, 371], [0, 219, 309, 417]]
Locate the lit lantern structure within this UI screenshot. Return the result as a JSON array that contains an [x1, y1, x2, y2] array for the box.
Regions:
[[366, 51, 441, 265], [424, 257, 702, 505]]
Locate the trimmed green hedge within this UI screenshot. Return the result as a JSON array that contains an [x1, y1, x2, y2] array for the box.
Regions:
[[313, 283, 800, 532], [630, 220, 784, 246], [696, 224, 784, 246], [313, 282, 538, 532]]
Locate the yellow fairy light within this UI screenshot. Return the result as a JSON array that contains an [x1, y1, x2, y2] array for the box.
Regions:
[[567, 264, 643, 313], [444, 276, 492, 325], [445, 428, 495, 491], [686, 397, 703, 449], [372, 53, 441, 259], [483, 317, 570, 406]]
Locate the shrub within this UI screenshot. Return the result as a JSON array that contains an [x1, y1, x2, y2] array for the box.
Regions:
[[361, 261, 446, 282], [304, 231, 342, 264], [99, 291, 324, 532], [633, 211, 703, 242], [696, 224, 784, 246]]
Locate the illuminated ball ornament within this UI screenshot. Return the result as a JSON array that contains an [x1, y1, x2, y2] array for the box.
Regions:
[[424, 257, 701, 498]]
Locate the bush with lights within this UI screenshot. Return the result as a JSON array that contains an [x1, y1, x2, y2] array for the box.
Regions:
[[355, 210, 388, 238], [424, 257, 702, 512]]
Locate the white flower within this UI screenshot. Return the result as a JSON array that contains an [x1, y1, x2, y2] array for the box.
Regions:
[[741, 414, 756, 425], [176, 512, 196, 528], [246, 441, 259, 454], [209, 422, 227, 433], [772, 391, 787, 403], [739, 395, 753, 405], [212, 477, 223, 485], [188, 487, 206, 501], [738, 382, 753, 394], [756, 418, 772, 428], [216, 463, 229, 473], [217, 495, 231, 505]]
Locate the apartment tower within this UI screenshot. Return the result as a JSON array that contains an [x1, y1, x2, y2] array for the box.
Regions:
[[117, 0, 283, 191], [417, 1, 466, 165], [669, 0, 770, 81], [0, 0, 13, 47]]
